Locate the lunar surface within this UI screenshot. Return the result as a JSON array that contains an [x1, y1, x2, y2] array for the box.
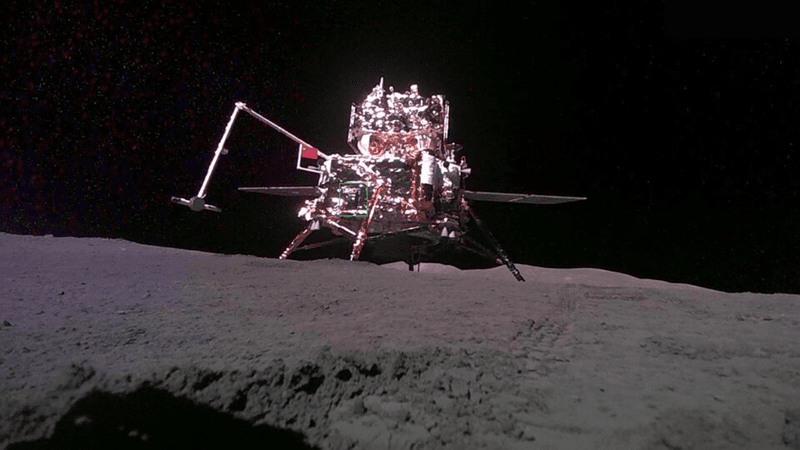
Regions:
[[1, 232, 798, 449]]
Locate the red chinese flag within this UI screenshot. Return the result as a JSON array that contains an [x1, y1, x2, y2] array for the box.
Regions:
[[301, 144, 318, 159]]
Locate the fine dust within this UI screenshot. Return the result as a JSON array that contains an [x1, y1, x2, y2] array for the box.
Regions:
[[1, 233, 798, 449]]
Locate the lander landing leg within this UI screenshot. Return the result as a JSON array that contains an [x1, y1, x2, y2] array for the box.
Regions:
[[350, 184, 387, 261], [464, 204, 526, 282], [408, 245, 422, 271], [279, 222, 315, 260]]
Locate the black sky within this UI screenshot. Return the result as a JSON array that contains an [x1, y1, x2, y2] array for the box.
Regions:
[[2, 1, 798, 293]]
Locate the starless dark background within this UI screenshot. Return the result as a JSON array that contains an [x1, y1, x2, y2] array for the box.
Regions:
[[2, 0, 798, 293]]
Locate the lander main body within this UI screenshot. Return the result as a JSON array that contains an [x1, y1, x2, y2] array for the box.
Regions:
[[172, 80, 585, 281]]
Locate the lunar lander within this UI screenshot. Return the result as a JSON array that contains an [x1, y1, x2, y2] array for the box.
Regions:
[[172, 79, 585, 281]]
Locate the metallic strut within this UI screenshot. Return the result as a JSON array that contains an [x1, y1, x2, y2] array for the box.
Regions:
[[294, 237, 352, 253], [279, 222, 316, 260], [235, 102, 329, 160], [327, 219, 358, 237], [350, 183, 388, 261], [199, 105, 241, 199], [465, 203, 526, 282], [462, 235, 505, 262]]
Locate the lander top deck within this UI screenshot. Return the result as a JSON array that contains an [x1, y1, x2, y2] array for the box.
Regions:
[[347, 79, 452, 161]]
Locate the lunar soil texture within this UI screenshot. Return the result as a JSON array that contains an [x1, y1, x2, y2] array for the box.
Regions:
[[1, 233, 798, 449]]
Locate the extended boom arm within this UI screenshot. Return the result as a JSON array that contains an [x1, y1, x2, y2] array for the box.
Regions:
[[171, 102, 329, 212]]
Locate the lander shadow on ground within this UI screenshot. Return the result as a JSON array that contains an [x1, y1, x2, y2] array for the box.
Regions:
[[286, 228, 502, 270], [8, 385, 318, 450]]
